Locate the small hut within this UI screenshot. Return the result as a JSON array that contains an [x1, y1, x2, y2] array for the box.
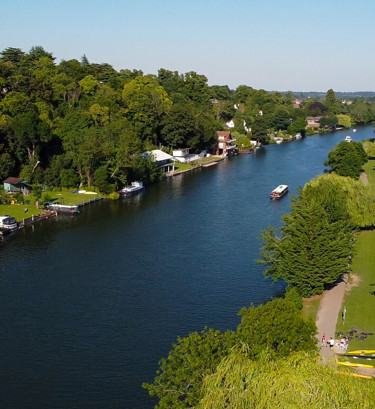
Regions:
[[3, 177, 31, 195]]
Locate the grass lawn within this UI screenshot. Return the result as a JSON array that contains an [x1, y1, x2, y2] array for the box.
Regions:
[[46, 191, 99, 205], [302, 295, 322, 322], [0, 204, 41, 221], [363, 158, 375, 188], [336, 230, 375, 351], [173, 156, 224, 172]]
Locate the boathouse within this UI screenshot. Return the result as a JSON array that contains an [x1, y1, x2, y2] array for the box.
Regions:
[[216, 131, 237, 156], [3, 177, 30, 195]]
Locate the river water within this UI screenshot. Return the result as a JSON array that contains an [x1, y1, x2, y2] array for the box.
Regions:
[[0, 126, 372, 408]]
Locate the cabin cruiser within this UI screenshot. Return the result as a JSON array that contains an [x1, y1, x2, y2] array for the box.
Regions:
[[120, 181, 144, 196], [344, 136, 353, 142]]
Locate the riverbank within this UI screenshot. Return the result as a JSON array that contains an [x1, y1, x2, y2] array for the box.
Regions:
[[167, 155, 224, 177]]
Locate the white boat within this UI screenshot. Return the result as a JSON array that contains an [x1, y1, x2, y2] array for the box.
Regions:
[[0, 215, 18, 230], [270, 185, 288, 200], [353, 129, 357, 132], [344, 136, 352, 142], [295, 133, 302, 140], [120, 181, 144, 196], [275, 138, 283, 144]]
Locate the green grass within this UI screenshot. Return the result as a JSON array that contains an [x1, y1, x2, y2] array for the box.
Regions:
[[0, 204, 41, 221], [363, 158, 375, 188], [173, 156, 224, 172], [302, 295, 322, 322], [336, 231, 375, 351], [47, 191, 99, 205]]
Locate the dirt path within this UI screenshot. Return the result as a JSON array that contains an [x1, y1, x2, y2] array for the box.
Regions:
[[360, 172, 369, 185], [315, 277, 347, 363]]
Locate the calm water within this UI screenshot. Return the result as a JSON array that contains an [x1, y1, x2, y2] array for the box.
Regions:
[[0, 126, 372, 408]]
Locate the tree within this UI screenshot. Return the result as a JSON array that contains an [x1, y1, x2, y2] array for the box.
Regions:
[[336, 114, 351, 128], [198, 351, 375, 409], [143, 328, 236, 409], [273, 106, 290, 130], [325, 141, 368, 179], [288, 117, 307, 136], [160, 103, 196, 147], [258, 186, 354, 297], [237, 298, 317, 358], [251, 116, 268, 144], [122, 75, 172, 143]]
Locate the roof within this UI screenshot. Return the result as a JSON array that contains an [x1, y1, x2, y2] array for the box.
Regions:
[[145, 149, 174, 162], [217, 131, 231, 137], [3, 177, 26, 185]]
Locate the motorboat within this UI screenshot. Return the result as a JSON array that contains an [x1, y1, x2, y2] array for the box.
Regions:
[[120, 181, 144, 196], [270, 185, 288, 200], [344, 136, 353, 142]]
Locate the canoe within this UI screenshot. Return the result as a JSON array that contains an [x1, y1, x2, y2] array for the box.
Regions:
[[337, 362, 374, 368], [346, 350, 375, 355]]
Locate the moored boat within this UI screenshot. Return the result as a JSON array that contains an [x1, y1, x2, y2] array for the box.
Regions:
[[270, 185, 288, 200], [344, 135, 352, 142], [120, 181, 144, 196]]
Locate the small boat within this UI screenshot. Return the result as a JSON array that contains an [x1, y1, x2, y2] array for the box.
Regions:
[[353, 129, 357, 132], [270, 185, 288, 200], [120, 181, 144, 196], [275, 138, 283, 144], [295, 133, 302, 140], [344, 136, 352, 142], [346, 350, 375, 356], [48, 204, 80, 214], [337, 361, 374, 368]]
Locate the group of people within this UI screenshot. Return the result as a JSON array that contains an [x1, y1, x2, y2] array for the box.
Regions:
[[321, 333, 349, 350]]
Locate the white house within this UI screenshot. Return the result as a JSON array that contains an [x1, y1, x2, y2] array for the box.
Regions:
[[143, 149, 175, 173], [172, 148, 201, 163], [225, 119, 235, 129]]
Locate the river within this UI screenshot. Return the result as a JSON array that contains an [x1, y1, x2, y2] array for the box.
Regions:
[[0, 125, 372, 408]]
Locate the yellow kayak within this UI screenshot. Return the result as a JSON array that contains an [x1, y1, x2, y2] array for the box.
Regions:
[[337, 361, 374, 368], [346, 350, 375, 355], [338, 371, 373, 380]]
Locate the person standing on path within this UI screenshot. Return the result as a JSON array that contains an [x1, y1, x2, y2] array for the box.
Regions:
[[329, 337, 334, 349], [321, 333, 326, 347]]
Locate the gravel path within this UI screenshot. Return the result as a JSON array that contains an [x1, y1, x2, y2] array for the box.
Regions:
[[315, 277, 347, 363]]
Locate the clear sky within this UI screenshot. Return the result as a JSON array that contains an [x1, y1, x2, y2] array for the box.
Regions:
[[2, 0, 375, 92]]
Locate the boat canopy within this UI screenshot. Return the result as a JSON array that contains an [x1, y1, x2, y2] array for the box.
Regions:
[[273, 185, 288, 193]]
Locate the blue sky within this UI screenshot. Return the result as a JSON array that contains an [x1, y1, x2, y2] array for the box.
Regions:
[[2, 0, 375, 91]]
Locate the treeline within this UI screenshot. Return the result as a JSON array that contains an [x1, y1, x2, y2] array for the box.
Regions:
[[1, 46, 375, 192]]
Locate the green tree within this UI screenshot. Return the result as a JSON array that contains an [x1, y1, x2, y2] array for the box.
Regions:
[[325, 141, 368, 179], [336, 114, 351, 128], [251, 116, 268, 144], [258, 187, 353, 297], [288, 116, 307, 135], [143, 328, 236, 409], [237, 298, 316, 358], [273, 106, 290, 130]]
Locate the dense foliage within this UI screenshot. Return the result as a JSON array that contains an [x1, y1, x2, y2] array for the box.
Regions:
[[198, 351, 375, 408], [142, 328, 236, 409], [325, 141, 368, 179], [237, 298, 317, 358], [258, 176, 357, 296], [2, 47, 375, 193], [144, 295, 316, 408]]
